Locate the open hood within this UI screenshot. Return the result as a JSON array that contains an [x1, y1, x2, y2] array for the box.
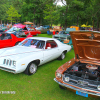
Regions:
[[70, 31, 100, 65]]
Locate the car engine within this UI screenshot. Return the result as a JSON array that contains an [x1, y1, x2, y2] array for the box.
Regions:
[[64, 63, 100, 81]]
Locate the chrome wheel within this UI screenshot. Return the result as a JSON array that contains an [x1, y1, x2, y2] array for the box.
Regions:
[[29, 63, 37, 74], [24, 62, 37, 75], [61, 52, 65, 60], [58, 52, 66, 60]]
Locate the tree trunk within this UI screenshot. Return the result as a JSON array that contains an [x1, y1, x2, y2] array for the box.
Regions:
[[64, 6, 68, 29], [11, 17, 12, 25], [77, 16, 79, 26], [92, 20, 94, 31], [96, 16, 99, 31], [33, 8, 36, 25], [1, 20, 2, 27]]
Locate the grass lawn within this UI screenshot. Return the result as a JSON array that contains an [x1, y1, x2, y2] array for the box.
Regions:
[[37, 33, 52, 38], [0, 34, 99, 100]]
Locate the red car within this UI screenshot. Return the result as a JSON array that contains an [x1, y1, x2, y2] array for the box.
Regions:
[[0, 33, 25, 49], [24, 28, 41, 36], [6, 24, 41, 36]]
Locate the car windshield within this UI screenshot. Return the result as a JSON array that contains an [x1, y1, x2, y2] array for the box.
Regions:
[[18, 38, 45, 49], [7, 27, 21, 32]]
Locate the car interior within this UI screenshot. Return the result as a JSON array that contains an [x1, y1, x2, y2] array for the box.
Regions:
[[45, 40, 57, 49]]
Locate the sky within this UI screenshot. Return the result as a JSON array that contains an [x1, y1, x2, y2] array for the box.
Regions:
[[56, 0, 66, 6]]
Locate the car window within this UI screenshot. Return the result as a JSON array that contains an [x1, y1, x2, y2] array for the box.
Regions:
[[18, 39, 45, 49], [0, 34, 11, 40], [45, 40, 57, 49], [23, 27, 28, 30], [7, 27, 21, 32]]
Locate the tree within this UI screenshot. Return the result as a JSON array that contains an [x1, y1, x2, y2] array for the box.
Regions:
[[43, 3, 58, 27], [6, 5, 21, 25], [21, 0, 52, 25], [0, 0, 8, 24]]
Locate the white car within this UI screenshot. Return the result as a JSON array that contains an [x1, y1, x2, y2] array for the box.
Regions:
[[0, 37, 71, 75]]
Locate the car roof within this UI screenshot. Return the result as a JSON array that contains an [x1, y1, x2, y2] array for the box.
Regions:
[[27, 37, 56, 41]]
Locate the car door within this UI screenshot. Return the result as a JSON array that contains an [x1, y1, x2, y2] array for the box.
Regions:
[[42, 40, 60, 64]]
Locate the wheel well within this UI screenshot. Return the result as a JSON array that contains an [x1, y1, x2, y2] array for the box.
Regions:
[[15, 41, 21, 45], [30, 59, 40, 66], [63, 50, 67, 54]]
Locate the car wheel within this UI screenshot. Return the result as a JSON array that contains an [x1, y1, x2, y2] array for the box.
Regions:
[[58, 52, 65, 60], [24, 62, 37, 75], [36, 33, 38, 36]]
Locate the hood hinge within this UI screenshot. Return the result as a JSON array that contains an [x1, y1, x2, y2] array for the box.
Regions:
[[76, 54, 79, 59]]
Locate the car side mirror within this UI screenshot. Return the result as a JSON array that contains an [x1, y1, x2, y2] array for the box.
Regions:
[[47, 47, 51, 49]]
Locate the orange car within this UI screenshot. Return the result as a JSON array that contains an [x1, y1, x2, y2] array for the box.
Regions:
[[54, 31, 100, 98]]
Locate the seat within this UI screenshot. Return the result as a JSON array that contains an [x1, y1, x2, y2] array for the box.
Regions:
[[45, 43, 51, 49]]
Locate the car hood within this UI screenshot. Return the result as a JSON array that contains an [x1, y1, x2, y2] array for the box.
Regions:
[[70, 31, 100, 64], [0, 46, 42, 57]]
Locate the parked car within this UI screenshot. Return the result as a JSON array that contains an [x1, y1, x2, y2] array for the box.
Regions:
[[43, 25, 50, 29], [0, 37, 71, 75], [0, 27, 8, 32], [6, 24, 41, 36], [54, 31, 100, 97], [53, 30, 71, 42], [6, 24, 27, 36], [49, 26, 62, 33], [0, 33, 25, 48], [35, 26, 49, 33], [24, 28, 41, 36], [53, 28, 76, 45]]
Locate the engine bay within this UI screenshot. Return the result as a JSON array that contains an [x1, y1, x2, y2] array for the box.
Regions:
[[64, 62, 100, 81]]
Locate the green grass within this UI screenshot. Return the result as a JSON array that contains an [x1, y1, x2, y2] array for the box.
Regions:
[[0, 34, 99, 100], [37, 33, 52, 38]]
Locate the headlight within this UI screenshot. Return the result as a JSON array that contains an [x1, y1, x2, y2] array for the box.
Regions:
[[97, 85, 100, 90], [65, 77, 69, 82], [13, 61, 16, 66], [56, 72, 62, 78]]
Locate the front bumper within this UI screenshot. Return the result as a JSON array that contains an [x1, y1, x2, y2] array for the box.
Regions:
[[54, 78, 100, 97], [0, 66, 16, 73]]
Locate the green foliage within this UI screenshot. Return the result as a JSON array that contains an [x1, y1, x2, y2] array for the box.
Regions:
[[0, 0, 100, 29], [0, 0, 8, 23], [43, 3, 59, 26], [6, 5, 21, 24], [21, 0, 45, 24]]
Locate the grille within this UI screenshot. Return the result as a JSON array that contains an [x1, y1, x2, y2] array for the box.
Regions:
[[63, 73, 100, 91], [3, 59, 15, 66]]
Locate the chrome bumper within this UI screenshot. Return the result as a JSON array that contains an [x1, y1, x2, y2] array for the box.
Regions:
[[54, 78, 100, 97], [0, 66, 16, 73]]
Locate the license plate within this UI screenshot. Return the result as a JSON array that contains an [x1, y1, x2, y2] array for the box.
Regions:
[[76, 91, 88, 97]]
